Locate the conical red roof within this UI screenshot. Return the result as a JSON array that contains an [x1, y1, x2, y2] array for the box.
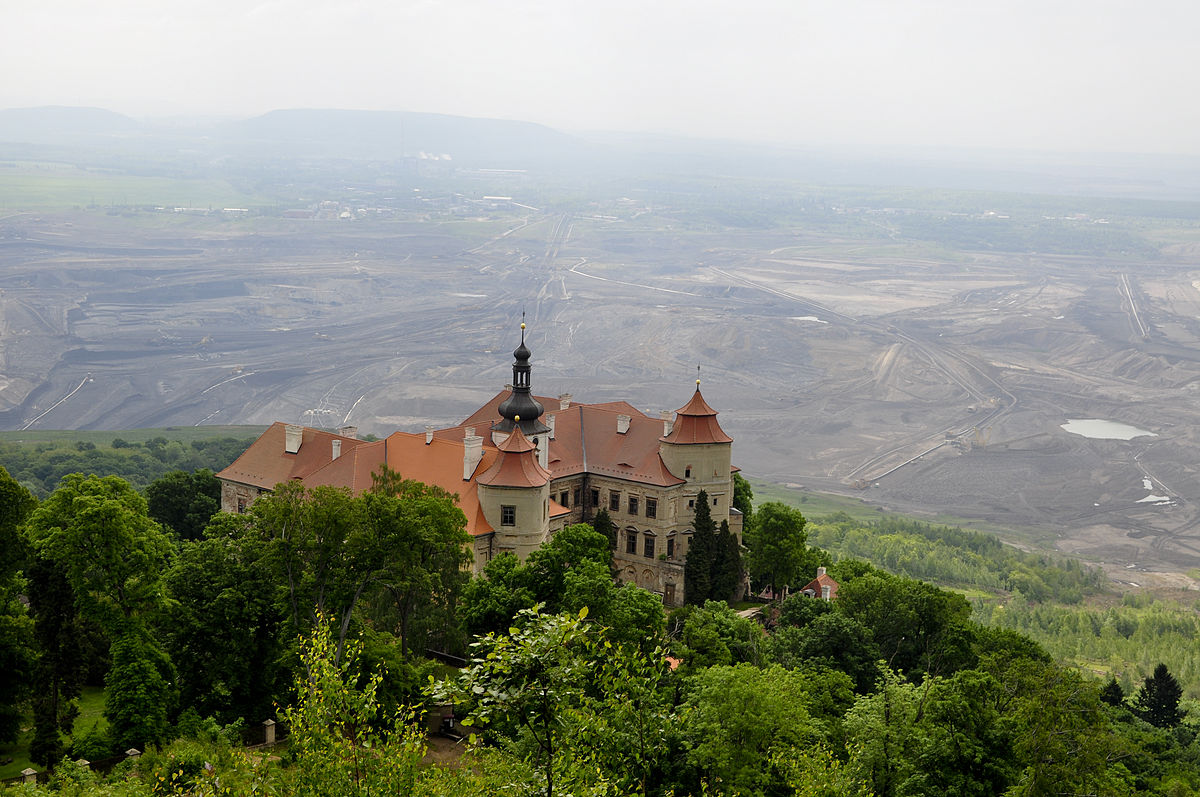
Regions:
[[661, 387, 732, 445], [477, 425, 550, 487]]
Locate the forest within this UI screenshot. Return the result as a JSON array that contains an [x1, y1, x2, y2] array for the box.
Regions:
[[1, 460, 1198, 796]]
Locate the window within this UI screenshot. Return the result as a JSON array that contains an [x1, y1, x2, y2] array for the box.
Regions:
[[590, 488, 599, 507], [626, 530, 638, 554], [501, 505, 516, 526], [573, 488, 580, 506], [646, 498, 657, 519], [559, 491, 569, 507], [685, 466, 692, 479], [610, 491, 621, 512], [688, 499, 695, 509], [236, 498, 247, 514], [643, 534, 655, 558], [628, 496, 639, 515], [666, 537, 675, 558], [713, 497, 718, 506]]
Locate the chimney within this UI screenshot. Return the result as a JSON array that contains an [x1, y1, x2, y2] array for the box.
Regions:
[[660, 410, 674, 436], [285, 424, 303, 454], [425, 425, 435, 445], [558, 393, 572, 410], [817, 566, 826, 577], [338, 425, 358, 440], [331, 439, 341, 460], [547, 413, 556, 440], [617, 414, 631, 434], [821, 584, 832, 601], [463, 428, 484, 480]]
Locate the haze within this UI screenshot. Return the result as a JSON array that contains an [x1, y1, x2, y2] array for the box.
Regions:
[[3, 0, 1199, 156]]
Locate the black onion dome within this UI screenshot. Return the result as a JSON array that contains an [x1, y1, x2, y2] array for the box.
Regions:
[[495, 322, 550, 436]]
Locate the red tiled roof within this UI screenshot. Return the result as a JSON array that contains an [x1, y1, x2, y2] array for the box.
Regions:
[[217, 422, 370, 489], [218, 424, 498, 537], [477, 426, 550, 488], [800, 572, 840, 599], [661, 387, 732, 445]]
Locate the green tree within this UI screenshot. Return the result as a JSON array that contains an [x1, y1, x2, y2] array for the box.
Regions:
[[361, 469, 472, 654], [771, 613, 881, 693], [461, 552, 537, 637], [284, 613, 426, 796], [104, 625, 176, 751], [24, 473, 175, 628], [0, 466, 37, 744], [24, 473, 177, 750], [163, 520, 285, 724], [525, 522, 612, 608], [681, 664, 825, 794], [745, 501, 812, 600], [672, 600, 765, 671], [684, 489, 716, 605], [836, 571, 974, 679], [732, 472, 753, 518], [709, 519, 743, 602], [438, 606, 594, 797], [1135, 663, 1184, 729], [845, 667, 923, 797], [145, 468, 220, 541], [592, 507, 617, 550], [25, 557, 86, 765]]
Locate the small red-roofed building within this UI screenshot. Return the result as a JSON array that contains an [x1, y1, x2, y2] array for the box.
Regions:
[[799, 567, 839, 602], [217, 323, 740, 606]]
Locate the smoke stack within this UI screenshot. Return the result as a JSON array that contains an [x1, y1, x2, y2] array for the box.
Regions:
[[285, 424, 303, 454], [463, 427, 483, 480], [331, 439, 341, 460], [617, 414, 631, 434]]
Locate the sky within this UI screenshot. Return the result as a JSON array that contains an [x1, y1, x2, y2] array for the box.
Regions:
[[3, 0, 1198, 156]]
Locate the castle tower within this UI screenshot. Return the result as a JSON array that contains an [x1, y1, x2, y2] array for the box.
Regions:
[[659, 379, 735, 541], [476, 420, 552, 559], [494, 320, 551, 468]]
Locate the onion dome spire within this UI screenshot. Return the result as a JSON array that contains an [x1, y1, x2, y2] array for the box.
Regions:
[[496, 315, 550, 437]]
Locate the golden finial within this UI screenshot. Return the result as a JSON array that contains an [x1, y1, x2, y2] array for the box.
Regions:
[[521, 322, 525, 330], [515, 415, 521, 421]]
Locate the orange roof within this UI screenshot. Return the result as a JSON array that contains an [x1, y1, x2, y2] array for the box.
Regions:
[[661, 387, 732, 445], [800, 572, 840, 599], [217, 422, 370, 489], [439, 392, 688, 487], [477, 426, 551, 488], [218, 424, 498, 537]]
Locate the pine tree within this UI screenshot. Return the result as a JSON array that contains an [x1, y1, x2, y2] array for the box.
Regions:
[[592, 508, 617, 550], [684, 490, 715, 605], [1135, 663, 1184, 728], [710, 520, 743, 602], [1099, 677, 1125, 708]]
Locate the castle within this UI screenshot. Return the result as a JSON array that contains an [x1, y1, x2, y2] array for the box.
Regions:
[[216, 325, 740, 606]]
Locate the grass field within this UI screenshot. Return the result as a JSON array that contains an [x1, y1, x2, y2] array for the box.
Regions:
[[0, 166, 266, 211], [748, 478, 1054, 549]]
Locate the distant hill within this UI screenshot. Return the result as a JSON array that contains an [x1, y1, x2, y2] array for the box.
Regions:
[[0, 105, 144, 144], [219, 108, 587, 167]]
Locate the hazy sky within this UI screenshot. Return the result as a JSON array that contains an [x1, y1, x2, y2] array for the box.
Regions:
[[3, 0, 1198, 155]]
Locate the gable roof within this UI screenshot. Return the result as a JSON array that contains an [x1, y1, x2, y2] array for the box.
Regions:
[[217, 424, 498, 537], [218, 422, 370, 489]]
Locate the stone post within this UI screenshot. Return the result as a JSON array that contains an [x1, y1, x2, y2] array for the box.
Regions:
[[263, 718, 276, 746], [21, 768, 37, 784], [76, 759, 90, 770], [126, 748, 142, 760]]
